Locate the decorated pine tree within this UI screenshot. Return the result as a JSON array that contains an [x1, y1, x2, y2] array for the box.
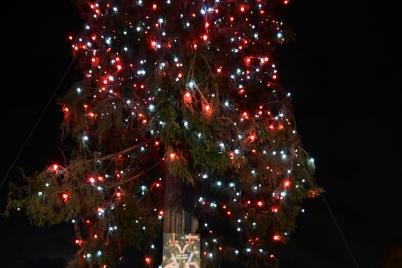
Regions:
[[7, 0, 322, 267]]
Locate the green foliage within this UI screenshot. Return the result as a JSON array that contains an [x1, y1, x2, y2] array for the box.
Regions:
[[114, 199, 161, 248], [7, 160, 105, 226]]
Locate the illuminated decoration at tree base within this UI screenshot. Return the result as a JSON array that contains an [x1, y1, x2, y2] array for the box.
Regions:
[[163, 233, 201, 268]]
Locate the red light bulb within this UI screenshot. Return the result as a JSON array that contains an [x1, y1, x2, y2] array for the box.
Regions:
[[183, 92, 192, 104], [273, 234, 282, 241], [203, 104, 212, 117], [145, 256, 152, 265], [62, 193, 69, 202]]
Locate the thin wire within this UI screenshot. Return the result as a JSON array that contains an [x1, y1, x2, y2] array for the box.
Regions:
[[321, 194, 360, 268], [0, 56, 76, 192]]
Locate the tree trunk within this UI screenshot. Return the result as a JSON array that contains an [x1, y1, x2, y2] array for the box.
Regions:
[[163, 175, 197, 234]]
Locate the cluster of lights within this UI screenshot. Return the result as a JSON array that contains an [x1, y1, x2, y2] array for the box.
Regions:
[[22, 0, 321, 267]]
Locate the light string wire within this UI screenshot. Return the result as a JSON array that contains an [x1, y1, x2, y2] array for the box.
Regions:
[[0, 56, 77, 192], [321, 193, 360, 267]]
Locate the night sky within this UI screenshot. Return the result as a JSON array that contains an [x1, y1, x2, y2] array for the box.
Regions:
[[1, 1, 401, 267]]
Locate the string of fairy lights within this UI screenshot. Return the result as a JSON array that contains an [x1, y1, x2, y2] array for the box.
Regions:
[[22, 1, 321, 267]]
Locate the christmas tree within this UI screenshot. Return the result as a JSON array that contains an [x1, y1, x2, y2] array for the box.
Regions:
[[7, 0, 321, 267]]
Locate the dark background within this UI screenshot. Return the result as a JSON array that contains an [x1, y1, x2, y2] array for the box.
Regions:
[[0, 1, 401, 267]]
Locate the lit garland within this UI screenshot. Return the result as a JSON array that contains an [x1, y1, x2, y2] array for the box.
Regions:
[[7, 1, 322, 267]]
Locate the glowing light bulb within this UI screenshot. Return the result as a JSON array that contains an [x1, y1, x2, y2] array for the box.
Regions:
[[51, 164, 59, 172], [203, 104, 212, 117], [183, 92, 192, 104], [273, 234, 282, 241], [62, 193, 69, 202]]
